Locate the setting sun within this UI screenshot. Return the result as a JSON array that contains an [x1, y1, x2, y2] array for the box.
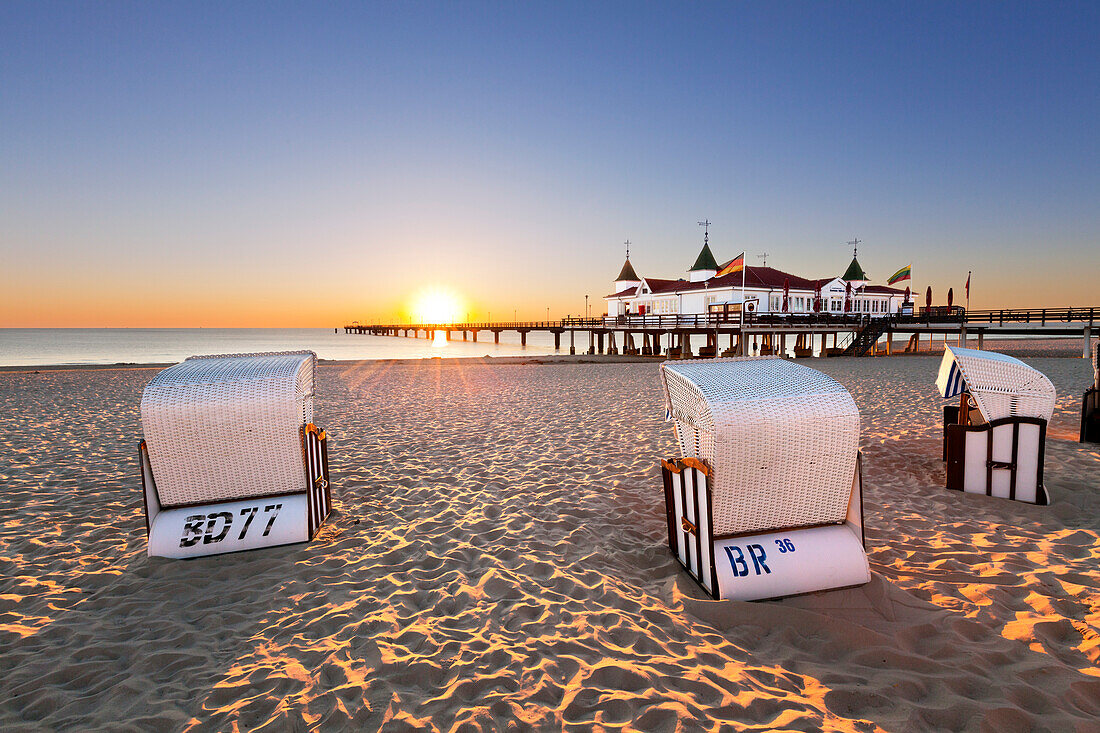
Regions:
[[411, 288, 464, 324]]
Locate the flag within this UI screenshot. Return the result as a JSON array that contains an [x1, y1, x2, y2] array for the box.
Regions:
[[887, 264, 911, 285], [965, 271, 970, 300], [716, 252, 745, 278]]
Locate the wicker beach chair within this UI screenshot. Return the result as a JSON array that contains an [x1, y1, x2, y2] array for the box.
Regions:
[[659, 356, 869, 601], [937, 346, 1054, 504], [138, 351, 332, 558], [1082, 343, 1100, 444]]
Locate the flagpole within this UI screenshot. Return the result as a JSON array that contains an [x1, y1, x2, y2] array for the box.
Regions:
[[740, 254, 746, 355]]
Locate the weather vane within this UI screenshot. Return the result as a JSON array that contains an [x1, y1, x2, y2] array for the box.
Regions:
[[848, 237, 862, 258], [624, 239, 631, 259], [757, 252, 769, 267], [697, 219, 711, 246]]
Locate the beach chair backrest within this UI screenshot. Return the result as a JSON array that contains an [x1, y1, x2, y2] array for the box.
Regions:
[[660, 357, 860, 536], [140, 351, 317, 507]]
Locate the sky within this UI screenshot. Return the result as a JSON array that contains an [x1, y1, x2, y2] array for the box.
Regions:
[[2, 1, 1098, 326]]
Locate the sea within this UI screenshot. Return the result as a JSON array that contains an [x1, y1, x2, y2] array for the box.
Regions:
[[0, 328, 564, 367], [1, 328, 1087, 368]]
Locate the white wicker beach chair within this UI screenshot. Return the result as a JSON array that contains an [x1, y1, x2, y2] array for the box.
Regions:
[[659, 357, 869, 601], [936, 346, 1054, 504], [138, 351, 332, 558]]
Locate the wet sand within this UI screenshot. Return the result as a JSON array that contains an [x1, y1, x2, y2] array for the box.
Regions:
[[1, 354, 1098, 731]]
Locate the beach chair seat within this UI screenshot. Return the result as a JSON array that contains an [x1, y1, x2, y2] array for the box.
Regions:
[[659, 357, 869, 601], [138, 351, 332, 558], [937, 346, 1054, 504]]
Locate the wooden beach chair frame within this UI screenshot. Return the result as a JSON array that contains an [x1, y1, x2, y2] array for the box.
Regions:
[[937, 346, 1054, 505], [659, 357, 870, 601], [1082, 343, 1100, 444], [138, 351, 333, 558]]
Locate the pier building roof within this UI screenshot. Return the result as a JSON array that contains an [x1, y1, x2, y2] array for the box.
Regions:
[[841, 256, 869, 281], [690, 243, 720, 272], [607, 266, 906, 299], [616, 258, 639, 282]]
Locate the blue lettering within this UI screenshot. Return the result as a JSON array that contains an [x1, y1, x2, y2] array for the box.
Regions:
[[747, 544, 771, 575], [725, 545, 749, 577]]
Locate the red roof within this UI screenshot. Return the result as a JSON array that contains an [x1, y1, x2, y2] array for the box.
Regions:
[[859, 284, 907, 295], [606, 267, 907, 298], [606, 277, 687, 298], [719, 266, 820, 291]]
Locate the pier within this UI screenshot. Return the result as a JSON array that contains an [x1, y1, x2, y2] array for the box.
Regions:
[[344, 307, 1097, 358]]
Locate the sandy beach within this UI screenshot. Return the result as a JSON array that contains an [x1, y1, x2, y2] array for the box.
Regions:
[[1, 353, 1098, 731]]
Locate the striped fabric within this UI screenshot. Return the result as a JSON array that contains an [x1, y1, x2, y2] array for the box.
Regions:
[[940, 361, 966, 398]]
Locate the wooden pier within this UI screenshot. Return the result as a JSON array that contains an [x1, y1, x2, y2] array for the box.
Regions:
[[343, 307, 1097, 358]]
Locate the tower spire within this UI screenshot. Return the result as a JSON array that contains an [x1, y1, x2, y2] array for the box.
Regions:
[[842, 237, 869, 281], [689, 220, 719, 279], [615, 239, 639, 284], [698, 219, 711, 247]]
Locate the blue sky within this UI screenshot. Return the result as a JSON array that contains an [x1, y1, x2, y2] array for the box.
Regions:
[[2, 1, 1097, 325]]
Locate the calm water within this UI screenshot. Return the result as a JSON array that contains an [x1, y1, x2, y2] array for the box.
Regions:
[[0, 328, 565, 367]]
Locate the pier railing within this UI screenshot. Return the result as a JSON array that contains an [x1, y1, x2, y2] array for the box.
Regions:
[[962, 307, 1096, 325], [348, 306, 1096, 333], [349, 313, 878, 331]]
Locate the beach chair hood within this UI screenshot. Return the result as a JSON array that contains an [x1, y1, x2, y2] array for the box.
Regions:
[[140, 350, 317, 507], [935, 346, 1055, 422], [660, 356, 860, 535]]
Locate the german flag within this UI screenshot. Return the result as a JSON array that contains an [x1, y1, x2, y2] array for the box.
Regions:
[[716, 252, 745, 278], [887, 264, 911, 285]]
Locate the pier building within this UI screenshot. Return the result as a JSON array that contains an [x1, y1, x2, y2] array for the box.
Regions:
[[606, 240, 907, 319]]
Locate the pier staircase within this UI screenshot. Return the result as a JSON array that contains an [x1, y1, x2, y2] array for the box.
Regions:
[[843, 319, 890, 357]]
